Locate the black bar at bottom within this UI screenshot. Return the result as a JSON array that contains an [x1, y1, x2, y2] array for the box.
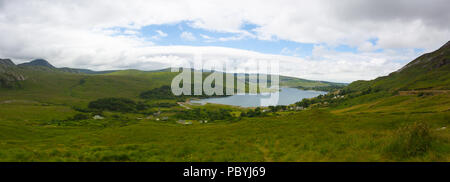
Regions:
[[0, 162, 447, 180]]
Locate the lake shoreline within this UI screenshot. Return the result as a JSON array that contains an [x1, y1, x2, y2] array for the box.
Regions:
[[190, 87, 326, 107]]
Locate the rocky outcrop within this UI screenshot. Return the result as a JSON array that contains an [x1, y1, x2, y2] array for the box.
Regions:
[[396, 40, 450, 73], [0, 58, 26, 88], [0, 59, 15, 66]]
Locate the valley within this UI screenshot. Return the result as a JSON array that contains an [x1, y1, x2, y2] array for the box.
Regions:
[[0, 41, 449, 162]]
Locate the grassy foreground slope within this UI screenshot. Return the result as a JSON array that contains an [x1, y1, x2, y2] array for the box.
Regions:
[[0, 101, 447, 162]]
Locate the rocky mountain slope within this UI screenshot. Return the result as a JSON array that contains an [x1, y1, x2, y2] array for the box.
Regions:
[[0, 59, 26, 88], [346, 40, 450, 93]]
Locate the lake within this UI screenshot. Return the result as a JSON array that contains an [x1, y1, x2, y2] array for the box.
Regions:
[[190, 87, 326, 107]]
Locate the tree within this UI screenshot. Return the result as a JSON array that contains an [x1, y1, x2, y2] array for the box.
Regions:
[[88, 97, 137, 112]]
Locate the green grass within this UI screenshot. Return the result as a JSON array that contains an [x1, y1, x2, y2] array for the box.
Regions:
[[0, 98, 448, 161], [0, 61, 449, 161]]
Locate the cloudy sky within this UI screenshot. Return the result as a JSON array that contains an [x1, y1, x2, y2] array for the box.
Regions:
[[0, 0, 449, 82]]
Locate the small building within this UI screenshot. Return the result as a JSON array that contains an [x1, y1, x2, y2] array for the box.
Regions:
[[93, 115, 104, 120]]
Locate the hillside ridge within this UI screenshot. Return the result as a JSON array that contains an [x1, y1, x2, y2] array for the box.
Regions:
[[18, 59, 56, 69]]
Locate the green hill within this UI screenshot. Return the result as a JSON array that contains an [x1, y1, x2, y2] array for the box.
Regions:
[[346, 41, 450, 93], [0, 60, 342, 106], [296, 40, 450, 111]]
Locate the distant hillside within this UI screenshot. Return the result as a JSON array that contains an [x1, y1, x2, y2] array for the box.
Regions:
[[346, 41, 450, 93], [142, 68, 346, 89], [0, 57, 345, 105], [15, 59, 114, 74], [59, 67, 117, 74], [18, 59, 56, 68]]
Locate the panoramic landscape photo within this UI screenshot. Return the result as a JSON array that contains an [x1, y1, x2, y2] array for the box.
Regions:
[[0, 0, 449, 162]]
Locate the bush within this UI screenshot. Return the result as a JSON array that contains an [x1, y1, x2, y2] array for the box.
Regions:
[[385, 121, 434, 159], [72, 113, 90, 121], [88, 98, 137, 112], [149, 102, 177, 108], [140, 85, 175, 100], [175, 108, 234, 121], [72, 106, 92, 113], [136, 101, 149, 110]]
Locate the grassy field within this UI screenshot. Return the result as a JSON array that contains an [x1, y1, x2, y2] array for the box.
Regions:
[[0, 89, 448, 161], [0, 55, 449, 161]]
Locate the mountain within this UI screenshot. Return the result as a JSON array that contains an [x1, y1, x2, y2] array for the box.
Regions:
[[18, 59, 56, 69], [0, 58, 15, 67], [59, 67, 117, 74], [310, 40, 450, 115], [0, 59, 26, 88], [15, 59, 115, 74], [346, 40, 450, 93], [397, 41, 450, 73]]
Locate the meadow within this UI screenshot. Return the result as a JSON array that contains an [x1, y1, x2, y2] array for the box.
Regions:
[[0, 91, 448, 162]]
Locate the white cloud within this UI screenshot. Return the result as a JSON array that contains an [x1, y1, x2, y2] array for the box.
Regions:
[[180, 32, 196, 41], [200, 34, 213, 40], [123, 29, 140, 35], [150, 30, 168, 40], [0, 0, 448, 82], [156, 30, 168, 37]]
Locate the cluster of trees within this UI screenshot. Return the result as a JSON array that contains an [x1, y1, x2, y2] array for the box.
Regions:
[[140, 85, 176, 100], [88, 97, 148, 113], [70, 113, 90, 121], [295, 84, 387, 109], [140, 85, 228, 101], [240, 107, 267, 117], [295, 93, 344, 108], [296, 85, 345, 92], [176, 108, 234, 121], [148, 102, 177, 108], [268, 105, 288, 112], [295, 98, 314, 108]]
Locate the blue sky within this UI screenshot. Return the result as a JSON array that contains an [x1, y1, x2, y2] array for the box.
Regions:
[[109, 21, 425, 67], [112, 21, 358, 58]]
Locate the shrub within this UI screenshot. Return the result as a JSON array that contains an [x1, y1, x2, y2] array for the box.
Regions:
[[72, 113, 90, 121], [140, 85, 175, 100], [136, 101, 150, 110], [175, 108, 234, 121], [149, 102, 177, 108], [385, 121, 434, 159], [72, 106, 92, 113], [88, 97, 137, 112]]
